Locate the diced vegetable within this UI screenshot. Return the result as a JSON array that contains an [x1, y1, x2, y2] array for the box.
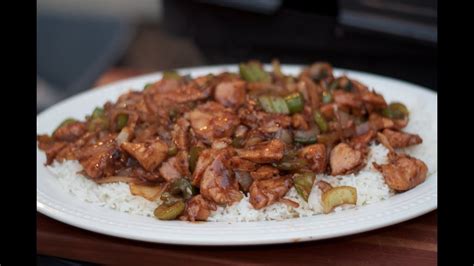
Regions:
[[313, 111, 328, 133], [239, 62, 270, 82], [382, 102, 409, 119], [274, 128, 293, 145], [272, 59, 284, 78], [294, 129, 317, 144], [232, 136, 245, 148], [322, 91, 332, 103], [270, 96, 290, 114], [189, 146, 205, 173], [54, 118, 77, 133], [317, 132, 340, 145], [169, 178, 196, 200], [154, 201, 185, 220], [116, 114, 129, 131], [92, 107, 105, 119], [258, 95, 290, 114], [322, 186, 357, 213], [168, 144, 178, 156], [293, 173, 316, 201], [144, 83, 154, 90], [129, 183, 163, 201], [284, 92, 304, 114], [162, 70, 181, 80], [88, 107, 109, 131], [257, 95, 273, 112], [160, 191, 182, 206]]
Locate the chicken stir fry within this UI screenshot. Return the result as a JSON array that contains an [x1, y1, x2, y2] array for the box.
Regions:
[[37, 61, 428, 221]]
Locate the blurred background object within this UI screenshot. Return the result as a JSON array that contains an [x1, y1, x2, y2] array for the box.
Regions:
[[37, 0, 437, 111]]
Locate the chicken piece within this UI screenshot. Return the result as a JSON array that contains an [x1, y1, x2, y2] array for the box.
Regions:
[[229, 156, 257, 172], [187, 102, 240, 143], [191, 149, 216, 186], [171, 118, 190, 150], [211, 138, 232, 150], [37, 135, 67, 164], [159, 151, 190, 182], [368, 113, 395, 131], [200, 151, 243, 205], [291, 113, 309, 130], [250, 166, 279, 180], [121, 140, 168, 171], [214, 80, 246, 108], [361, 91, 387, 110], [350, 130, 376, 150], [53, 122, 87, 142], [236, 139, 286, 163], [249, 176, 293, 209], [259, 113, 292, 134], [351, 79, 369, 94], [181, 195, 217, 222], [298, 144, 327, 173], [329, 143, 366, 176], [149, 79, 211, 104], [319, 103, 337, 119], [76, 139, 118, 179], [333, 90, 363, 109], [380, 129, 422, 148], [373, 152, 428, 191]]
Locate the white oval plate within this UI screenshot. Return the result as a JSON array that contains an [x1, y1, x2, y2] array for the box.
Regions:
[[37, 65, 437, 245]]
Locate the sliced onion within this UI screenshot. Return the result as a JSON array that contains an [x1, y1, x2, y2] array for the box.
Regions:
[[96, 176, 136, 184], [274, 128, 293, 145], [280, 198, 300, 208], [116, 127, 131, 145]]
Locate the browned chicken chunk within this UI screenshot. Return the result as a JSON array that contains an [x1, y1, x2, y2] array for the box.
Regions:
[[181, 195, 217, 222], [171, 118, 190, 151], [350, 130, 376, 150], [159, 151, 190, 182], [187, 102, 240, 143], [330, 143, 366, 176], [121, 140, 168, 171], [380, 129, 422, 148], [200, 150, 243, 205], [236, 139, 285, 163], [214, 80, 246, 108], [52, 122, 87, 142], [249, 176, 293, 209], [373, 152, 428, 191], [250, 166, 279, 180], [298, 144, 327, 173]]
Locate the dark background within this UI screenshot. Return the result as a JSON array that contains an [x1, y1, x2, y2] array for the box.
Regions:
[[37, 0, 437, 113]]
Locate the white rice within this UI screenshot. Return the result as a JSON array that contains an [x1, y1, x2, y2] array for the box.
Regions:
[[46, 99, 437, 222]]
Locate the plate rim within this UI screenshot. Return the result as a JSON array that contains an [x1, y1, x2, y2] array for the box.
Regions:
[[37, 64, 437, 246]]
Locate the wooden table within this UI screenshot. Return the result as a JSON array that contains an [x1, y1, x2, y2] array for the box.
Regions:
[[37, 69, 438, 266]]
